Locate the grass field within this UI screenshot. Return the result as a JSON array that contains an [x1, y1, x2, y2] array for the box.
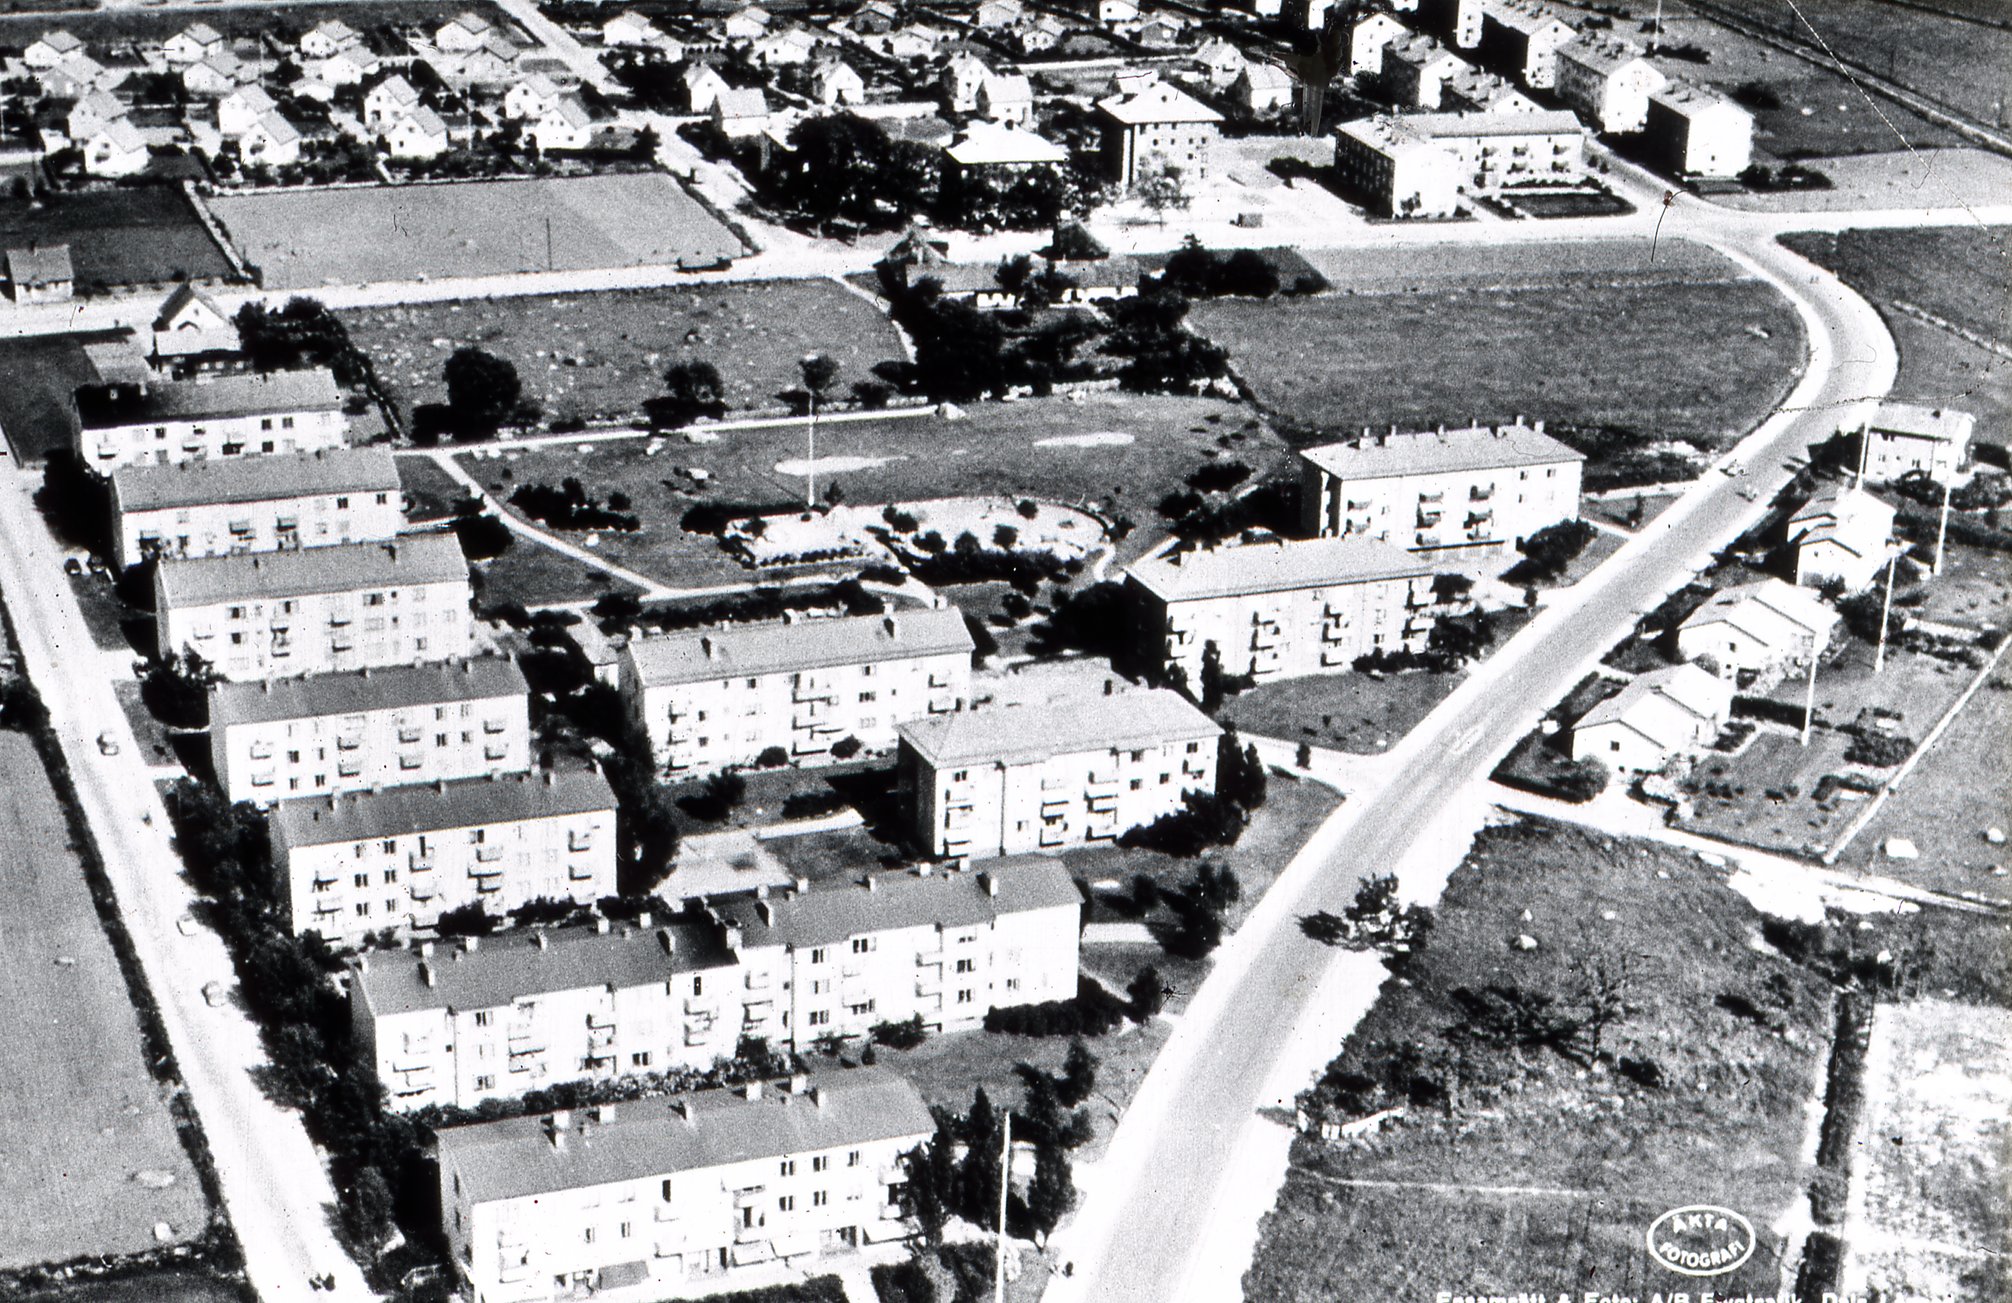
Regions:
[[1850, 998, 2012, 1302], [0, 730, 209, 1268], [0, 334, 107, 462], [1190, 275, 1804, 482], [1715, 149, 2012, 213], [395, 452, 466, 523], [14, 1271, 245, 1303], [205, 174, 745, 290], [1783, 226, 2012, 349], [1244, 818, 1831, 1302], [1223, 667, 1461, 755], [347, 280, 906, 426], [0, 189, 235, 292], [1297, 236, 1742, 292]]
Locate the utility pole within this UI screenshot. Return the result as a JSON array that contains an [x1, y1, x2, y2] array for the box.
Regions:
[[994, 1111, 1011, 1303], [545, 215, 554, 272], [1933, 477, 1952, 575], [804, 386, 818, 510], [1874, 551, 1896, 674], [1853, 418, 1869, 489], [1799, 646, 1819, 746]]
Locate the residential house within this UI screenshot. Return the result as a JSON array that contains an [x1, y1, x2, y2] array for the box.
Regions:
[[1440, 66, 1539, 114], [23, 29, 83, 69], [709, 87, 771, 138], [272, 767, 618, 944], [81, 118, 148, 175], [150, 282, 241, 371], [1193, 37, 1248, 88], [941, 54, 991, 112], [65, 87, 126, 143], [1570, 663, 1733, 775], [298, 19, 361, 60], [722, 5, 772, 40], [354, 857, 1081, 1110], [1300, 420, 1584, 556], [435, 11, 496, 53], [386, 107, 454, 159], [183, 49, 250, 98], [1379, 31, 1463, 108], [432, 1071, 931, 1296], [1126, 536, 1437, 684], [621, 608, 972, 778], [975, 0, 1025, 27], [529, 96, 597, 152], [975, 72, 1033, 125], [503, 72, 564, 121], [207, 657, 532, 805], [154, 533, 472, 681], [682, 63, 731, 113], [1229, 62, 1295, 116], [1555, 35, 1666, 133], [1094, 81, 1222, 187], [39, 51, 110, 100], [364, 74, 422, 128], [897, 690, 1221, 859], [808, 59, 865, 106], [943, 121, 1068, 175], [1787, 485, 1895, 593], [314, 46, 378, 88], [1086, 0, 1139, 23], [241, 111, 302, 166], [1131, 15, 1184, 46], [749, 27, 818, 66], [848, 0, 899, 33], [1016, 14, 1069, 52], [1108, 67, 1157, 97], [73, 368, 347, 469], [1349, 12, 1409, 76], [1675, 579, 1840, 686], [453, 32, 524, 87], [1478, 0, 1576, 89], [601, 12, 664, 47], [218, 83, 277, 138], [110, 446, 402, 567], [163, 22, 226, 66], [5, 244, 73, 305], [1855, 401, 1973, 485], [1644, 80, 1751, 177]]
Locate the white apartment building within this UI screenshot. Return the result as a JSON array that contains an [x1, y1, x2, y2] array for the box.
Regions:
[[1644, 80, 1752, 178], [1554, 35, 1666, 133], [1856, 401, 1973, 485], [897, 690, 1221, 859], [621, 609, 973, 779], [155, 533, 472, 681], [1333, 115, 1461, 217], [74, 368, 347, 469], [1126, 537, 1438, 684], [350, 857, 1081, 1111], [1300, 422, 1584, 557], [1094, 81, 1222, 186], [270, 767, 619, 945], [110, 446, 403, 567], [434, 1070, 933, 1301], [1410, 109, 1586, 189], [208, 657, 532, 805], [1477, 0, 1576, 89]]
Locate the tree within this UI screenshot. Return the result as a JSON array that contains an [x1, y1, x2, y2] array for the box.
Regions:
[[657, 359, 727, 428], [444, 347, 529, 435], [1058, 1038, 1098, 1108], [1025, 1138, 1075, 1240], [1135, 162, 1190, 228], [343, 1165, 399, 1252], [959, 1088, 1003, 1226], [1218, 732, 1268, 812], [1128, 964, 1168, 1020], [799, 353, 841, 407]]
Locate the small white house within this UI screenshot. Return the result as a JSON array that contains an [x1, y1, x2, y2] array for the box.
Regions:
[[528, 96, 596, 152], [722, 5, 772, 39], [808, 59, 865, 106], [502, 72, 563, 120], [975, 0, 1024, 26], [1788, 486, 1895, 593], [82, 119, 150, 177], [241, 111, 302, 167], [163, 22, 225, 67], [217, 84, 276, 138], [1676, 579, 1840, 686], [1230, 61, 1295, 115], [601, 11, 663, 47], [681, 63, 731, 113], [434, 11, 495, 52], [1193, 38, 1248, 88], [710, 86, 770, 137], [364, 75, 422, 127], [1857, 402, 1974, 486], [976, 72, 1034, 125], [182, 49, 250, 98], [1350, 12, 1408, 76], [941, 53, 991, 112], [65, 88, 125, 143], [24, 29, 84, 70], [1571, 663, 1734, 775], [385, 107, 451, 159], [298, 19, 360, 60], [315, 46, 377, 88]]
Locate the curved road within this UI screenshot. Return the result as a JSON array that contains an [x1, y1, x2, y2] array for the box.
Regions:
[[1044, 187, 1902, 1303]]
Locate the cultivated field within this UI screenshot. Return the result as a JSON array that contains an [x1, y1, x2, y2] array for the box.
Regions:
[[0, 731, 209, 1269], [1849, 998, 2012, 1302], [348, 280, 904, 425], [205, 174, 744, 290], [0, 189, 236, 291], [1783, 226, 2012, 348], [1244, 819, 1831, 1302]]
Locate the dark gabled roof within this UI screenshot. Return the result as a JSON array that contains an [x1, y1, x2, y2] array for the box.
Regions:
[[112, 446, 399, 513], [209, 657, 528, 728], [272, 766, 616, 852], [155, 532, 466, 608], [6, 243, 74, 286], [75, 369, 343, 429]]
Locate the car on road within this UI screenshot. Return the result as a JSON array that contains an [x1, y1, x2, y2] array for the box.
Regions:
[[96, 731, 119, 755], [86, 557, 108, 577], [63, 557, 82, 576], [176, 915, 199, 937], [202, 981, 228, 1007]]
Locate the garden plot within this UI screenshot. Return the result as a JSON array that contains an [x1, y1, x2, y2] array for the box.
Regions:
[[723, 497, 1106, 571]]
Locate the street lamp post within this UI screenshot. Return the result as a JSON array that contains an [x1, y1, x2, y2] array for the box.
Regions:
[[1874, 550, 1897, 674]]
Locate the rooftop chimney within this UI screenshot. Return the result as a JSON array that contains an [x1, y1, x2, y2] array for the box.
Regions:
[[742, 1081, 763, 1102], [419, 960, 435, 987], [756, 899, 774, 925], [419, 941, 435, 959], [637, 909, 652, 928], [658, 926, 676, 955], [544, 770, 555, 786], [793, 876, 809, 894], [532, 932, 548, 950], [701, 636, 715, 661], [983, 872, 999, 897], [884, 615, 899, 638], [674, 1097, 695, 1125], [593, 1104, 615, 1123], [811, 1084, 826, 1110], [356, 954, 370, 973], [788, 1073, 809, 1095], [865, 874, 878, 892], [756, 884, 769, 900]]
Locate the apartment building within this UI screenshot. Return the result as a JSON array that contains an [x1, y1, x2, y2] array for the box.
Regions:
[[1333, 115, 1462, 217], [1644, 80, 1752, 178], [1554, 35, 1665, 133], [1409, 109, 1586, 189], [209, 657, 532, 804], [270, 768, 618, 945], [155, 533, 472, 681], [1093, 81, 1222, 186], [110, 446, 402, 567], [434, 1070, 933, 1300], [351, 857, 1081, 1111], [1418, 0, 1485, 47], [1477, 0, 1576, 89], [897, 690, 1221, 859], [621, 609, 973, 779], [74, 368, 347, 469], [1856, 401, 1973, 485], [1126, 536, 1437, 684], [1300, 422, 1584, 557], [1379, 32, 1463, 108]]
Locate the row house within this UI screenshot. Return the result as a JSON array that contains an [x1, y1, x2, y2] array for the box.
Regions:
[[1125, 536, 1438, 685], [351, 856, 1081, 1112], [1856, 401, 1973, 485], [1644, 80, 1752, 178], [1333, 115, 1461, 216], [74, 368, 347, 469], [208, 656, 532, 804], [621, 609, 972, 779], [434, 1070, 932, 1299], [1675, 579, 1840, 688], [1554, 35, 1666, 133], [1094, 81, 1222, 187], [897, 690, 1221, 860], [272, 767, 618, 945], [1410, 109, 1585, 189], [1787, 485, 1895, 593], [1570, 663, 1733, 776], [110, 444, 402, 567], [155, 533, 471, 681], [1300, 421, 1584, 557]]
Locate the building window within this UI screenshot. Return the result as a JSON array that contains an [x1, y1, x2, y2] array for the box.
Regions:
[[812, 1156, 829, 1172], [583, 1228, 596, 1244], [812, 1190, 828, 1207], [807, 1010, 830, 1026], [955, 958, 975, 974], [810, 947, 827, 964], [851, 938, 873, 954], [956, 990, 974, 1005], [847, 1150, 861, 1167], [780, 1159, 796, 1177], [632, 1051, 653, 1068], [474, 1074, 493, 1090], [473, 1011, 494, 1027], [779, 1195, 795, 1212]]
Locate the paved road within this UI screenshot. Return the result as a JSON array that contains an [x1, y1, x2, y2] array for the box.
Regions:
[[1044, 181, 1901, 1303], [0, 469, 372, 1303]]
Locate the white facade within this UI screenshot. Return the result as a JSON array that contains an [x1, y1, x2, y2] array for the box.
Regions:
[[898, 690, 1221, 860], [208, 658, 532, 805], [1570, 663, 1733, 775], [1676, 579, 1840, 687], [1412, 109, 1585, 189], [272, 768, 618, 945], [352, 857, 1082, 1111], [1333, 115, 1462, 217], [112, 446, 402, 567], [155, 534, 472, 681], [1645, 81, 1752, 178], [1555, 37, 1666, 133], [1788, 486, 1894, 593], [1095, 82, 1222, 187], [434, 1071, 932, 1301], [75, 369, 348, 469], [621, 610, 973, 779], [1858, 402, 1973, 485], [1350, 13, 1409, 76], [1301, 422, 1584, 557]]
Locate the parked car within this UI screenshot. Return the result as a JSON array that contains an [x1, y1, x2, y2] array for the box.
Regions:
[[202, 981, 228, 1007], [96, 731, 119, 755], [63, 557, 82, 576]]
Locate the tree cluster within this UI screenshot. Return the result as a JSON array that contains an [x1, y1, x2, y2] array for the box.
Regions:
[[233, 297, 377, 390], [1504, 519, 1598, 584], [509, 478, 641, 532]]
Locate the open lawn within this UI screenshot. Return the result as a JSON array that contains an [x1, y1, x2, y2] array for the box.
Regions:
[[1297, 236, 1741, 292], [1244, 818, 1832, 1303], [13, 1271, 245, 1303], [1223, 666, 1460, 755], [0, 189, 235, 292], [1191, 276, 1805, 487], [1717, 149, 2012, 213], [0, 731, 209, 1268], [205, 174, 744, 290], [1783, 226, 2012, 350], [395, 452, 466, 523], [347, 280, 905, 426], [0, 334, 114, 461], [472, 535, 641, 609], [1849, 998, 2012, 1302]]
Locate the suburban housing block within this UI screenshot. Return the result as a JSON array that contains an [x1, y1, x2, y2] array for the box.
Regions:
[[1570, 663, 1734, 775], [74, 368, 347, 468], [1676, 579, 1840, 688], [154, 533, 472, 681], [351, 857, 1082, 1111], [620, 609, 973, 778], [1093, 80, 1223, 186], [433, 1069, 933, 1300], [1125, 536, 1438, 685], [896, 690, 1221, 859], [270, 767, 619, 945], [109, 446, 403, 567], [1300, 421, 1584, 557], [208, 657, 532, 804]]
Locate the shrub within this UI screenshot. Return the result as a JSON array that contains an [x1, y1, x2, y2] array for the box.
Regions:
[[1843, 729, 1912, 768], [830, 735, 863, 761], [1505, 519, 1598, 583], [755, 745, 790, 769], [1127, 965, 1168, 1020], [871, 1015, 928, 1049], [983, 976, 1130, 1037]]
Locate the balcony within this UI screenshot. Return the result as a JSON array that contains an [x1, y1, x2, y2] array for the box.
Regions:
[[397, 728, 422, 745], [336, 734, 361, 751], [470, 861, 503, 878], [732, 1187, 767, 1210], [409, 854, 434, 872]]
